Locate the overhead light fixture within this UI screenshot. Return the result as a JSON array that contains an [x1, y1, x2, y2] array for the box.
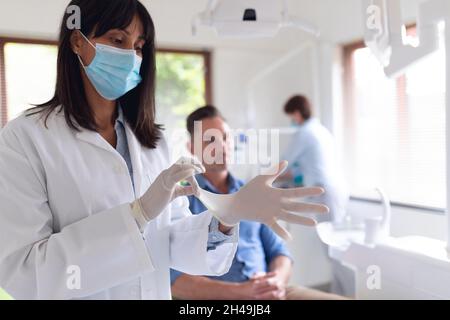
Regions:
[[192, 0, 320, 39]]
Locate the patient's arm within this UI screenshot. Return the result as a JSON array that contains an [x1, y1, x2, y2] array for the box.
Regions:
[[245, 256, 293, 300], [171, 275, 237, 300], [171, 274, 284, 300], [269, 255, 293, 285], [267, 257, 347, 300]]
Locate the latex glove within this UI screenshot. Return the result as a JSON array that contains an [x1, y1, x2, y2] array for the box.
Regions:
[[136, 156, 205, 222], [196, 161, 329, 241]]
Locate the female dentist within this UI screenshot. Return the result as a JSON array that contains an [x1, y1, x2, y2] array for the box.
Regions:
[[0, 0, 327, 300]]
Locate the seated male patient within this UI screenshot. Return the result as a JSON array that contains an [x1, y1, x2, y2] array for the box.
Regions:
[[170, 106, 292, 300], [170, 106, 344, 300]]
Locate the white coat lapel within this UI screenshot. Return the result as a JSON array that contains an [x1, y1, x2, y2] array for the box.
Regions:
[[75, 130, 116, 154]]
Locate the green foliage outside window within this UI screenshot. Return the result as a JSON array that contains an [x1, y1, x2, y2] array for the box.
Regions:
[[0, 287, 13, 300], [156, 52, 207, 127]]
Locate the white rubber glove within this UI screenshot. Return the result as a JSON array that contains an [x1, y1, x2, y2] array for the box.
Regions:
[[132, 157, 205, 226], [196, 161, 329, 241]]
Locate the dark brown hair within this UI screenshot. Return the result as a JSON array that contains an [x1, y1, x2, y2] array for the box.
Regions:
[[186, 105, 224, 137], [283, 95, 312, 121], [27, 0, 162, 149]]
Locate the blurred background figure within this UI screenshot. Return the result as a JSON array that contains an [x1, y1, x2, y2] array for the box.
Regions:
[[279, 95, 349, 226], [278, 95, 353, 297]]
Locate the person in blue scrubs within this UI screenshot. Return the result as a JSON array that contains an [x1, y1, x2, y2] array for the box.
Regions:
[[280, 95, 353, 297], [170, 106, 293, 300], [281, 95, 348, 225]]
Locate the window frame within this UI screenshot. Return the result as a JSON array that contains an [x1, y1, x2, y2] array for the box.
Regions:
[[342, 32, 446, 214], [0, 37, 213, 127]]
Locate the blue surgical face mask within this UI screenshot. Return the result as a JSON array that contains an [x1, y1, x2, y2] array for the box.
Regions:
[[77, 32, 142, 101]]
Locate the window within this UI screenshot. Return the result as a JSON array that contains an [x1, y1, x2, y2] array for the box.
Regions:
[[0, 39, 58, 127], [342, 27, 446, 209], [0, 39, 212, 131], [155, 49, 212, 134]]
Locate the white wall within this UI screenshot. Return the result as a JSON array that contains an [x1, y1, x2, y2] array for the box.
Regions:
[[248, 44, 316, 129], [213, 48, 280, 128]]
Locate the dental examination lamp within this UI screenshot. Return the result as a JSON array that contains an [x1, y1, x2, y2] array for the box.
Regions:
[[192, 0, 320, 38]]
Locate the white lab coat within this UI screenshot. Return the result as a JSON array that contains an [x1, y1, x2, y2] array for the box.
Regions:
[[283, 118, 348, 224], [0, 108, 238, 300]]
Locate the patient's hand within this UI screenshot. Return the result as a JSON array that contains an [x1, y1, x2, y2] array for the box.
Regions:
[[233, 272, 286, 300]]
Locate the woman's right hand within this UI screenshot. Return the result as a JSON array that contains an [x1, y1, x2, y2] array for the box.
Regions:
[[135, 157, 205, 222]]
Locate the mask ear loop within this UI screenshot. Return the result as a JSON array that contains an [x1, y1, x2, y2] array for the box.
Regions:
[[76, 31, 97, 68]]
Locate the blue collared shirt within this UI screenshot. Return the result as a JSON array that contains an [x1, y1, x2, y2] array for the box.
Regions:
[[114, 106, 232, 244], [114, 107, 134, 188], [170, 174, 292, 284]]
